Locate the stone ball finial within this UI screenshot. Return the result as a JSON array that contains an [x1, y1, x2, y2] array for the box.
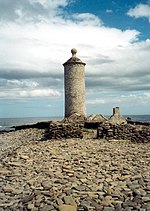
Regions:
[[71, 48, 77, 57]]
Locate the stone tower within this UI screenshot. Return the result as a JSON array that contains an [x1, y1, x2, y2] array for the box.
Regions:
[[63, 48, 86, 117]]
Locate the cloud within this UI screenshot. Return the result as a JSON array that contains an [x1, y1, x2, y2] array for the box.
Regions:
[[87, 92, 150, 107], [106, 9, 113, 13], [19, 89, 61, 98], [0, 79, 39, 88], [0, 0, 68, 23], [0, 88, 61, 99], [0, 68, 63, 80], [71, 13, 103, 26], [127, 3, 150, 22], [0, 0, 149, 108], [85, 39, 150, 92]]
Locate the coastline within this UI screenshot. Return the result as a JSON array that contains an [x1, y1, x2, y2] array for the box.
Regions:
[[0, 115, 150, 132], [0, 116, 63, 132]]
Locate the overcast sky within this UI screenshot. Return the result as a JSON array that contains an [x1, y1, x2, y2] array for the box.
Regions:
[[0, 0, 150, 118]]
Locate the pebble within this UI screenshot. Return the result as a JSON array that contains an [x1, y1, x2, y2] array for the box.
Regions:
[[63, 195, 77, 207], [0, 128, 150, 210], [58, 204, 77, 211]]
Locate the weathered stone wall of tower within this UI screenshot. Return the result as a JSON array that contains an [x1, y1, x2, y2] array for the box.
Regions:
[[64, 63, 85, 117], [63, 49, 86, 117]]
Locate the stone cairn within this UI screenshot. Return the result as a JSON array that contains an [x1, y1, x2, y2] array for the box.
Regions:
[[97, 122, 150, 142], [109, 107, 127, 125], [40, 108, 150, 142], [84, 114, 108, 129], [97, 107, 150, 142], [43, 113, 85, 140], [11, 108, 150, 142]]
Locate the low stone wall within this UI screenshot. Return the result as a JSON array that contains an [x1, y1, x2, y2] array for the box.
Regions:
[[97, 122, 150, 142], [13, 121, 51, 130], [84, 121, 100, 129], [43, 122, 83, 140]]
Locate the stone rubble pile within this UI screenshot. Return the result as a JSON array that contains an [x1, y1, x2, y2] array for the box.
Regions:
[[84, 114, 108, 130], [40, 113, 150, 142], [62, 113, 86, 125], [97, 122, 150, 142], [86, 114, 108, 122], [1, 107, 150, 210], [43, 122, 83, 140], [0, 128, 44, 159], [0, 132, 150, 211], [109, 107, 127, 125]]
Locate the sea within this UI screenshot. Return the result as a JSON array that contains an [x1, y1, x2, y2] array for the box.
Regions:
[[0, 116, 63, 131], [0, 115, 150, 132]]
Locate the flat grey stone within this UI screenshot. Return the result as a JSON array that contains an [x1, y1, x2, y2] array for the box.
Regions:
[[63, 196, 77, 207], [58, 204, 77, 211]]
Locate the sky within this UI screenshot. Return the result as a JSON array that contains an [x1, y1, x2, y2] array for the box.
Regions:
[[0, 0, 150, 118]]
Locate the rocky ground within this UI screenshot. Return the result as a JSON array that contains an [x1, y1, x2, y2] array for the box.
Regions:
[[0, 128, 150, 211]]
